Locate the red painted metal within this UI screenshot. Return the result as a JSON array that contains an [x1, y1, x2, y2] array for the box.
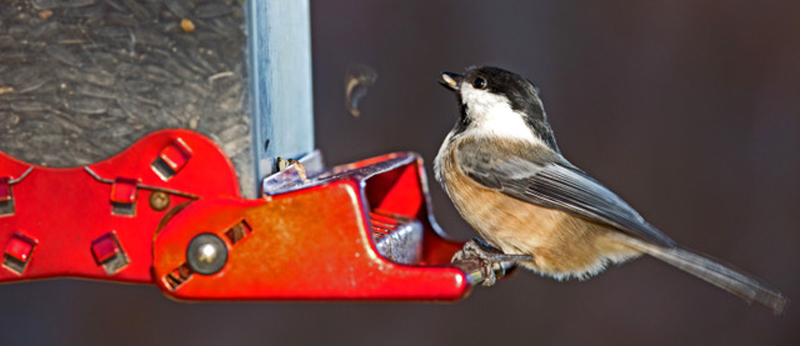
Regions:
[[110, 177, 139, 204], [91, 232, 122, 264], [152, 152, 469, 301], [0, 129, 472, 300], [0, 177, 10, 202], [5, 234, 35, 262], [0, 129, 240, 283], [154, 138, 194, 180]]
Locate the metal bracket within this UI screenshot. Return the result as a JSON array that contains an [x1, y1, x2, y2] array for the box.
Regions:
[[0, 129, 503, 300], [152, 153, 470, 300], [0, 129, 240, 283]]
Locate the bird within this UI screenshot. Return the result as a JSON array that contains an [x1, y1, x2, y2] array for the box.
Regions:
[[433, 66, 788, 314]]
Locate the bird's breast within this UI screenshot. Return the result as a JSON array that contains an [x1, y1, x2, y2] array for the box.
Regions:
[[438, 145, 640, 280]]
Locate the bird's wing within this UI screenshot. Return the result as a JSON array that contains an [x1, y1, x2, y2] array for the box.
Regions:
[[455, 138, 676, 247]]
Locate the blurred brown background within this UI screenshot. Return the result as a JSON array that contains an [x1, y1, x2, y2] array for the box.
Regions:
[[1, 1, 799, 345]]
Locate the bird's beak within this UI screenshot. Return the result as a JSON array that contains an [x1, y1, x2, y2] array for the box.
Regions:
[[440, 72, 462, 91]]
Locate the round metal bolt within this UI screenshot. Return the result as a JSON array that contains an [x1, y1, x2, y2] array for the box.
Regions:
[[186, 233, 228, 275], [149, 191, 170, 211], [198, 243, 217, 263]]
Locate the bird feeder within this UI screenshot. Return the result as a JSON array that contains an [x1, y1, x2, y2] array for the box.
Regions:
[[0, 0, 505, 300]]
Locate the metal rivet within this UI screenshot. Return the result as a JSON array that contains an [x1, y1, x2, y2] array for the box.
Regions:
[[186, 233, 227, 275], [198, 243, 217, 264], [149, 191, 170, 211]]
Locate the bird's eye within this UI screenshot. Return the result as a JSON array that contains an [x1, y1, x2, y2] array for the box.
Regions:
[[472, 77, 487, 89]]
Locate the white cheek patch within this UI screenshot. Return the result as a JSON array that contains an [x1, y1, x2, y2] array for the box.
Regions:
[[460, 83, 542, 145]]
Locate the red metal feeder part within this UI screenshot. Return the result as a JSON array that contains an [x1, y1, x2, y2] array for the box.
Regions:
[[0, 129, 502, 301]]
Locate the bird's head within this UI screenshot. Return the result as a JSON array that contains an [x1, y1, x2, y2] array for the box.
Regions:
[[440, 66, 558, 152]]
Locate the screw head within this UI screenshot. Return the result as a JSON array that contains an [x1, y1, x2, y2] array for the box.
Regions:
[[197, 243, 218, 264], [186, 233, 227, 275], [149, 191, 170, 211]]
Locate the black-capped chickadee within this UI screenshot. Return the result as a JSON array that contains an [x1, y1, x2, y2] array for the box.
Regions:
[[434, 66, 787, 314]]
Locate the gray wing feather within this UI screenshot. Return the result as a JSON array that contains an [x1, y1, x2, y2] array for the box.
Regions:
[[456, 141, 676, 247]]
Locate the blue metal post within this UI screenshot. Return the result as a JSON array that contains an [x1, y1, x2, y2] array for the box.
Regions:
[[248, 0, 315, 195]]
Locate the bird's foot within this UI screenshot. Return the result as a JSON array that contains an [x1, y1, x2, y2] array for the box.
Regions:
[[451, 238, 533, 286]]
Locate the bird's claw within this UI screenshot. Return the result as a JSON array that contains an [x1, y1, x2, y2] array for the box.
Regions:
[[451, 238, 532, 286]]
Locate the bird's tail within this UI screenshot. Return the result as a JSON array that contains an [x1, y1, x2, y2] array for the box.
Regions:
[[610, 233, 788, 314]]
